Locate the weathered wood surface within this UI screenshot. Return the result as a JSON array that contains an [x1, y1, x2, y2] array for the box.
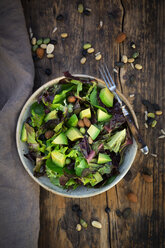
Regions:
[[21, 0, 165, 247]]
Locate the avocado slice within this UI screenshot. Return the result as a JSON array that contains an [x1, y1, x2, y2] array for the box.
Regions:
[[21, 123, 27, 142], [66, 127, 83, 141], [79, 108, 91, 119], [52, 132, 68, 145], [87, 125, 100, 140], [99, 88, 114, 107], [67, 114, 78, 127], [97, 109, 112, 122], [75, 159, 88, 176], [45, 110, 58, 122], [97, 153, 112, 164], [51, 150, 66, 167], [91, 172, 103, 186]]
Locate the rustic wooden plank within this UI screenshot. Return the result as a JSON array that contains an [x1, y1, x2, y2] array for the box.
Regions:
[[21, 0, 165, 247]]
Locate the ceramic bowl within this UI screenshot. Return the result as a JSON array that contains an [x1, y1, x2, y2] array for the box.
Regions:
[[16, 74, 138, 198]]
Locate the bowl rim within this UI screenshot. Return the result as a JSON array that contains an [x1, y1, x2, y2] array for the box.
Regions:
[[16, 74, 138, 198]]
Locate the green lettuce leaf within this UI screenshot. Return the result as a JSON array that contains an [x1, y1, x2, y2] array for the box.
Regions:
[[30, 102, 45, 128], [25, 123, 37, 144], [53, 85, 74, 103]]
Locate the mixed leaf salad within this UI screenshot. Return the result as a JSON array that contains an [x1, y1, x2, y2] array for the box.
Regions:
[[21, 72, 133, 190]]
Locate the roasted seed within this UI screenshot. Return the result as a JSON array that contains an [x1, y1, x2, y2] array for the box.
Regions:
[[145, 123, 149, 129], [45, 130, 54, 139], [80, 57, 86, 64], [43, 38, 50, 44], [72, 204, 80, 212], [130, 42, 136, 49], [47, 54, 54, 59], [132, 51, 139, 59], [122, 208, 132, 219], [91, 221, 102, 229], [128, 58, 135, 63], [61, 33, 68, 38], [105, 207, 111, 213], [151, 120, 157, 127], [36, 47, 44, 59], [98, 20, 103, 30], [76, 224, 82, 231], [32, 44, 38, 52], [37, 39, 43, 45], [95, 53, 102, 61], [83, 43, 92, 50], [83, 9, 91, 16], [142, 174, 153, 183], [78, 3, 84, 13], [127, 192, 138, 203], [116, 32, 126, 43], [122, 55, 128, 63], [129, 94, 135, 98], [87, 47, 95, 53], [40, 44, 47, 49], [52, 26, 57, 33], [31, 37, 37, 45], [78, 119, 85, 127], [80, 219, 88, 228], [147, 112, 155, 118], [82, 49, 88, 57], [156, 110, 163, 115], [88, 136, 93, 144], [83, 117, 91, 127], [135, 64, 142, 70], [56, 14, 64, 21], [113, 68, 118, 73], [45, 68, 52, 76], [46, 44, 55, 54], [68, 96, 76, 103]]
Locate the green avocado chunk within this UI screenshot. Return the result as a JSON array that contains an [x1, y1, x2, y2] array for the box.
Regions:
[[97, 153, 112, 164], [66, 127, 83, 141], [51, 150, 66, 167], [97, 109, 112, 122], [87, 125, 100, 140], [45, 110, 58, 122], [21, 123, 27, 142], [52, 132, 68, 145], [91, 172, 103, 186], [67, 114, 78, 127], [79, 108, 91, 119], [99, 88, 114, 107]]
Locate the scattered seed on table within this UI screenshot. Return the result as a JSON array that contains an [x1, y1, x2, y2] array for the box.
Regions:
[[152, 103, 161, 111], [80, 57, 86, 64], [158, 135, 165, 139], [122, 55, 128, 63], [77, 209, 82, 217], [56, 14, 64, 21], [98, 20, 103, 30], [122, 208, 132, 219], [78, 3, 84, 13], [132, 51, 139, 59], [156, 110, 163, 115], [129, 94, 135, 98], [151, 153, 157, 158], [116, 209, 122, 218], [83, 43, 92, 50], [95, 53, 102, 60], [40, 44, 47, 49], [144, 111, 148, 121], [91, 221, 102, 229], [83, 8, 91, 16], [80, 219, 88, 228], [105, 206, 111, 213], [50, 39, 58, 45], [113, 68, 118, 73], [76, 224, 82, 231], [45, 68, 52, 76], [36, 47, 44, 59], [147, 112, 155, 118], [128, 58, 135, 63], [32, 44, 38, 52], [47, 54, 54, 59], [61, 33, 68, 38], [95, 52, 101, 56], [37, 39, 43, 45], [146, 117, 155, 126], [151, 119, 157, 127], [144, 123, 148, 128], [87, 47, 95, 53], [135, 64, 142, 70], [130, 42, 136, 49], [46, 44, 55, 54], [131, 63, 134, 69], [72, 204, 80, 212], [52, 26, 57, 33], [43, 38, 50, 44], [161, 129, 165, 135], [82, 49, 87, 56], [31, 37, 37, 45]]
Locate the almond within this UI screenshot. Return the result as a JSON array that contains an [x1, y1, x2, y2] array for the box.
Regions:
[[78, 120, 85, 127], [83, 117, 91, 127], [36, 47, 44, 59], [142, 174, 153, 183], [68, 96, 76, 103], [116, 32, 126, 43], [45, 130, 54, 139], [127, 192, 137, 203]]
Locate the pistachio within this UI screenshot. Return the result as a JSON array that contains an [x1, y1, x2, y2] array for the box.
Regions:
[[147, 112, 155, 118], [80, 219, 88, 228], [130, 42, 136, 49], [151, 119, 157, 127], [37, 39, 43, 45], [132, 51, 139, 59], [135, 64, 142, 70], [31, 37, 37, 45], [68, 96, 76, 103], [40, 44, 47, 49], [128, 58, 135, 63], [78, 3, 84, 13], [78, 120, 85, 127], [95, 53, 102, 61], [46, 44, 55, 54], [61, 33, 68, 38], [83, 117, 91, 127], [32, 44, 38, 52], [43, 38, 50, 44], [46, 54, 54, 59], [76, 224, 82, 231], [87, 47, 95, 53], [45, 130, 54, 139], [91, 221, 102, 229], [80, 57, 86, 64], [156, 110, 163, 115], [83, 43, 92, 50], [121, 55, 128, 64], [88, 136, 93, 144]]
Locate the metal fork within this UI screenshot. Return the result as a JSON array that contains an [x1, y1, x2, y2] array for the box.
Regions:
[[99, 64, 149, 155]]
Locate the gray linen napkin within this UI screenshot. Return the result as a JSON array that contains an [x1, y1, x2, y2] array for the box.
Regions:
[[0, 1, 39, 247]]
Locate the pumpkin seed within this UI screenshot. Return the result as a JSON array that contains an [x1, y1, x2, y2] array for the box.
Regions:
[[95, 53, 102, 60], [47, 54, 54, 58], [122, 208, 132, 219], [151, 119, 157, 127], [52, 26, 57, 33], [121, 55, 128, 63], [76, 224, 82, 231], [156, 110, 163, 115], [37, 39, 43, 45], [147, 112, 155, 118], [80, 57, 86, 64], [158, 135, 165, 139], [43, 38, 50, 44], [128, 58, 135, 63], [40, 44, 47, 49], [32, 44, 38, 52], [31, 37, 37, 45], [80, 219, 88, 228], [87, 47, 95, 53], [61, 33, 68, 38], [135, 64, 142, 70], [46, 44, 55, 54], [78, 3, 84, 13], [83, 43, 92, 50], [91, 220, 102, 229], [132, 51, 139, 59]]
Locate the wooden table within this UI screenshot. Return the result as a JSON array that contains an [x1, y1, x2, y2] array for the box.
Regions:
[[21, 1, 165, 247]]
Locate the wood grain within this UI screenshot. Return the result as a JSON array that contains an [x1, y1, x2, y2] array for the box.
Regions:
[[21, 0, 165, 247]]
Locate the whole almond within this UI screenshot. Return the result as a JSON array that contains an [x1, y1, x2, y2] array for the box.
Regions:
[[78, 119, 85, 127], [127, 192, 137, 203], [68, 96, 76, 103], [142, 174, 153, 183], [116, 32, 126, 43], [45, 130, 54, 139], [83, 117, 91, 127], [36, 47, 44, 59]]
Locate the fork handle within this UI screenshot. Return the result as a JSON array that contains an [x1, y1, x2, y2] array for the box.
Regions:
[[121, 107, 149, 155]]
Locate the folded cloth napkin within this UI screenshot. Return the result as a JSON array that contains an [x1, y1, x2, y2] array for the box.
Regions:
[[0, 1, 39, 248]]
